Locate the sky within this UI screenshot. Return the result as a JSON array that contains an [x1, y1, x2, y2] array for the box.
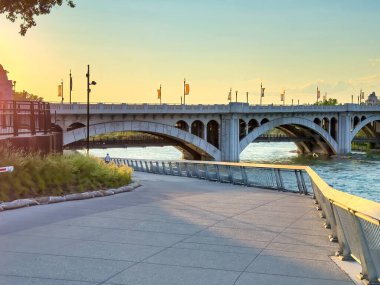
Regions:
[[1, 0, 380, 105]]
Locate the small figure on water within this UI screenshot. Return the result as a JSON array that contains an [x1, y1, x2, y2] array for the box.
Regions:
[[105, 153, 111, 164]]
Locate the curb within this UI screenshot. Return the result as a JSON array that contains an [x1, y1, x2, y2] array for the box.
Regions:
[[0, 182, 141, 212]]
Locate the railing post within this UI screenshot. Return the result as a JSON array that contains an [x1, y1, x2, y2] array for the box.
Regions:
[[169, 162, 174, 175], [140, 160, 145, 171], [194, 164, 199, 178], [274, 169, 284, 191], [299, 171, 308, 195], [43, 102, 48, 134], [228, 166, 234, 184], [13, 101, 18, 136], [204, 165, 210, 180], [215, 165, 221, 182], [295, 170, 303, 194], [149, 161, 155, 173], [156, 161, 161, 174], [162, 162, 167, 175], [241, 166, 248, 186], [331, 205, 352, 261], [30, 102, 36, 135]]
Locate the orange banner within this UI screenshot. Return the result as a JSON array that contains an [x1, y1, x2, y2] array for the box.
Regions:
[[185, 84, 190, 95], [58, 85, 62, 97]]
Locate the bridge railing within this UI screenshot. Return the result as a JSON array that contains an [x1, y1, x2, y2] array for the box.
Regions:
[[0, 100, 51, 137], [112, 158, 380, 284], [113, 158, 311, 193]]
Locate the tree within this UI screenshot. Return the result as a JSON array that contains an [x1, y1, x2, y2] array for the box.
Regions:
[[14, 90, 43, 101], [314, 98, 338, 106], [0, 0, 75, 36]]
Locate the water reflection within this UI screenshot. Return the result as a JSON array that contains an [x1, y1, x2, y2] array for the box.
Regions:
[[83, 142, 380, 202]]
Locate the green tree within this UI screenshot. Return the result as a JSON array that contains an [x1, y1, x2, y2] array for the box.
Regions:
[[314, 98, 338, 106], [0, 0, 75, 36], [14, 90, 43, 101]]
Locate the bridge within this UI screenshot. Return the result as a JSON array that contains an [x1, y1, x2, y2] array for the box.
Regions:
[[51, 102, 380, 162]]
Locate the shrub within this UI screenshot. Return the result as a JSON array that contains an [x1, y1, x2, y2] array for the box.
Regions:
[[0, 146, 132, 202]]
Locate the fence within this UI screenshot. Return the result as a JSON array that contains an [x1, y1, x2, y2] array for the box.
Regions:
[[0, 100, 51, 137], [112, 158, 380, 284]]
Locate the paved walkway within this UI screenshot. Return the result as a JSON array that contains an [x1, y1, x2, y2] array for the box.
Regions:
[[0, 172, 354, 285]]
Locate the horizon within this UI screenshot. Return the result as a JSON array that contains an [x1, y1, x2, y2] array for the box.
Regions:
[[1, 0, 379, 104]]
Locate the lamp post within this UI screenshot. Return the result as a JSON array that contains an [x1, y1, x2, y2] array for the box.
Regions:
[[86, 64, 96, 155]]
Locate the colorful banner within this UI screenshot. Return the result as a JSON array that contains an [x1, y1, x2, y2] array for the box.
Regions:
[[58, 84, 62, 97], [185, 84, 190, 95]]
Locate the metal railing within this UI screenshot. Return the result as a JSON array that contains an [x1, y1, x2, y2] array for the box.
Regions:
[[0, 100, 51, 137], [112, 158, 380, 284]]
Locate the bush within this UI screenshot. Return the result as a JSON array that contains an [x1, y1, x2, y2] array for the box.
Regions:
[[0, 146, 132, 202]]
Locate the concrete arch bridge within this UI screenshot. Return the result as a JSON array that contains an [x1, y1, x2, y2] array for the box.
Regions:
[[51, 102, 380, 162]]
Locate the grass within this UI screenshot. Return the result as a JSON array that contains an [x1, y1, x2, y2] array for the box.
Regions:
[[0, 145, 133, 202]]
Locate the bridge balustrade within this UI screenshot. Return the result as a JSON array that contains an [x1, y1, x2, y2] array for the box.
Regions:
[[112, 157, 380, 284], [0, 100, 51, 137]]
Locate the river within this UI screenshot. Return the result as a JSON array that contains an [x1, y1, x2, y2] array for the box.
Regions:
[[84, 143, 380, 203]]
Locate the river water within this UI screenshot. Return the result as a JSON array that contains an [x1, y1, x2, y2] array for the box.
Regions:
[[85, 143, 380, 202]]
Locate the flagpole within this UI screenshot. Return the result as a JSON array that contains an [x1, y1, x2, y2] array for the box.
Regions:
[[235, 91, 238, 102], [183, 78, 186, 105], [61, 79, 64, 103], [69, 70, 72, 104], [316, 87, 319, 104]]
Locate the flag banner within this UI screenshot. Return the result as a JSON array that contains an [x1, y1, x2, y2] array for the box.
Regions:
[[360, 90, 365, 99], [228, 91, 231, 101], [317, 87, 320, 99], [185, 84, 190, 95], [280, 93, 284, 101], [70, 76, 73, 92], [261, 87, 265, 97], [157, 88, 161, 99], [58, 85, 62, 97]]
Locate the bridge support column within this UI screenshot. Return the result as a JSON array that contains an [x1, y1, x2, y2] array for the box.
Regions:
[[337, 113, 352, 155], [220, 114, 240, 162]]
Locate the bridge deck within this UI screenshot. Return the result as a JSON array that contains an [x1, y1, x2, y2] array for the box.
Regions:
[[0, 173, 354, 285]]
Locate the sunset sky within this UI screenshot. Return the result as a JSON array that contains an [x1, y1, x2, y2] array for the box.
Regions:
[[1, 0, 380, 105]]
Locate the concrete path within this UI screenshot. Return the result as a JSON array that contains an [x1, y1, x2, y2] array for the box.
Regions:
[[0, 172, 354, 285]]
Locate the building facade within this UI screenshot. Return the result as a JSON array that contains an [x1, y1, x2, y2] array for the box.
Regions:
[[0, 64, 13, 100]]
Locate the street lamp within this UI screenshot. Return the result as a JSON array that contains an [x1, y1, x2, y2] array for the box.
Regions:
[[86, 64, 96, 155]]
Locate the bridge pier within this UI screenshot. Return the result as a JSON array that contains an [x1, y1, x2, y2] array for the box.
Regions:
[[337, 113, 352, 155], [220, 114, 240, 162]]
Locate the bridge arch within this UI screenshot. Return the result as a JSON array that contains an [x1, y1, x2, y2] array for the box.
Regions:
[[350, 115, 380, 142], [239, 117, 338, 155], [63, 121, 221, 161]]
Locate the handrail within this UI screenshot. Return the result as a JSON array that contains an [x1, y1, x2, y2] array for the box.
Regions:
[[112, 157, 380, 284]]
